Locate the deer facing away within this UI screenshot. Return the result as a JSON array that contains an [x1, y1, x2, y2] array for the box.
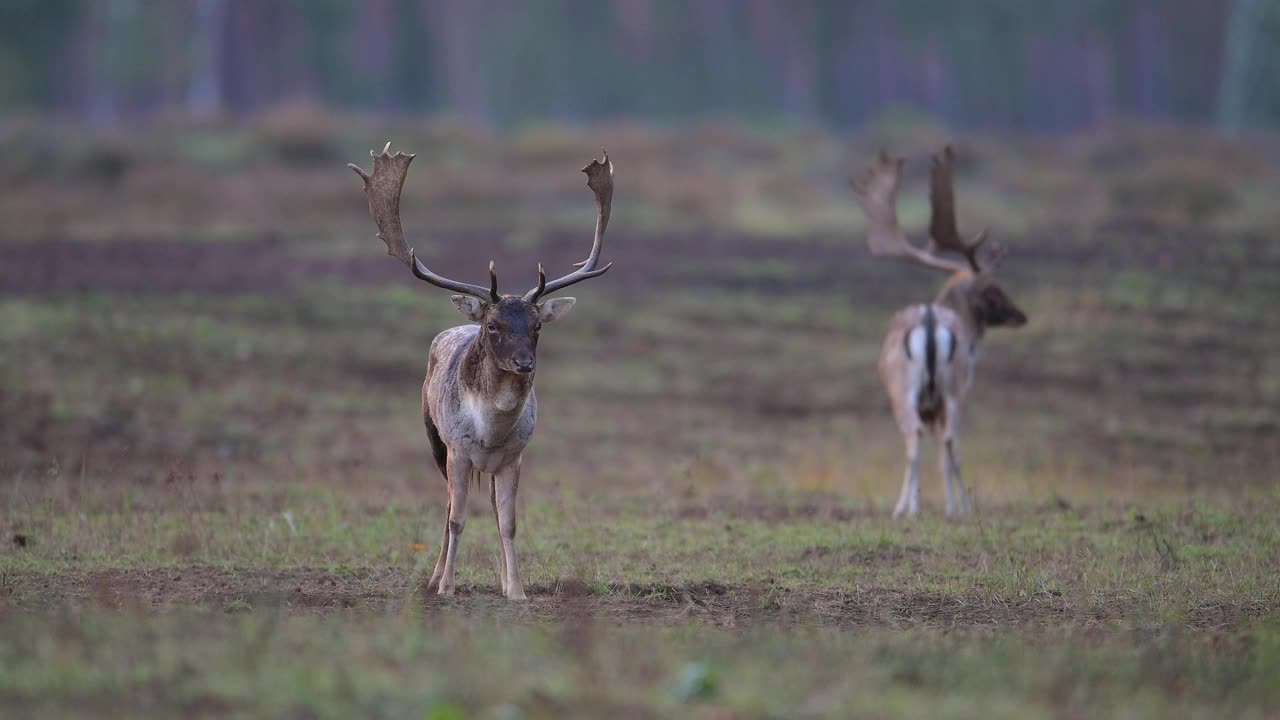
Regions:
[[349, 144, 614, 598], [851, 146, 1027, 517]]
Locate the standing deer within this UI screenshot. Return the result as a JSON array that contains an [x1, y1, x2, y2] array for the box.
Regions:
[[851, 146, 1027, 517], [349, 143, 614, 598]]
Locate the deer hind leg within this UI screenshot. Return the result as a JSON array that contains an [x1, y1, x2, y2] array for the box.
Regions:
[[941, 404, 971, 516], [893, 428, 923, 518], [438, 455, 473, 596], [941, 438, 970, 516], [494, 461, 525, 600]]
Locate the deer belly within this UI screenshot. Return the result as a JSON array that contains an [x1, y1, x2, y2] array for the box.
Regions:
[[470, 446, 521, 474]]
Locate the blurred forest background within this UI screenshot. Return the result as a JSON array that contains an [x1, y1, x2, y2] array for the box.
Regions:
[[1, 0, 1279, 491], [2, 0, 1279, 130]]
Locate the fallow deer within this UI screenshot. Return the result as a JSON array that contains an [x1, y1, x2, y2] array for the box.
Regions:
[[349, 143, 614, 598], [851, 146, 1027, 517]]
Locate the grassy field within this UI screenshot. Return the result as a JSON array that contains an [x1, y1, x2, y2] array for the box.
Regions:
[[2, 113, 1279, 718]]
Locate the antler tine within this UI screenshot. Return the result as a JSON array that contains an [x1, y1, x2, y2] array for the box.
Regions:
[[983, 237, 1009, 270], [488, 261, 500, 303], [851, 148, 969, 275], [350, 142, 495, 301], [928, 145, 985, 272], [525, 149, 614, 302], [532, 263, 546, 300]]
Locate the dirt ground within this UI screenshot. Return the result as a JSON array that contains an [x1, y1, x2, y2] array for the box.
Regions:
[[8, 565, 1266, 634]]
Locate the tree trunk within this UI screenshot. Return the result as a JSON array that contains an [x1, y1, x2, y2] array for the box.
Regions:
[[188, 0, 227, 115], [1216, 0, 1265, 129], [1084, 33, 1114, 128]]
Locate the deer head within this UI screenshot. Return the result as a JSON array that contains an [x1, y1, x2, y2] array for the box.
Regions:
[[450, 278, 577, 374], [349, 144, 614, 374], [851, 145, 1027, 335]]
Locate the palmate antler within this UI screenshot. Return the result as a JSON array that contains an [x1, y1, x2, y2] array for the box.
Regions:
[[928, 146, 987, 272], [851, 145, 990, 275], [525, 150, 614, 302], [350, 143, 613, 303], [349, 143, 498, 302]]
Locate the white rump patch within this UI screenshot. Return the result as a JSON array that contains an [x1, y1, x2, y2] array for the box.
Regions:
[[907, 326, 928, 363], [907, 323, 955, 366], [935, 326, 954, 363]]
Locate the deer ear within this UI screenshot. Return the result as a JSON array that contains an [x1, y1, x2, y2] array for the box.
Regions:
[[537, 297, 576, 323], [451, 295, 487, 322]]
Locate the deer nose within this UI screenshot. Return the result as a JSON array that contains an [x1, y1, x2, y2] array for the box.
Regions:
[[513, 358, 535, 374]]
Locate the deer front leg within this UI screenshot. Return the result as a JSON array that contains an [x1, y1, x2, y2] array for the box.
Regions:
[[893, 429, 922, 518], [494, 460, 526, 600], [438, 454, 473, 596], [424, 500, 450, 593], [489, 475, 508, 595]]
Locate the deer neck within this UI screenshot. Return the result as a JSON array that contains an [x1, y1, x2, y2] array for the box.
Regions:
[[459, 333, 534, 436], [934, 277, 985, 351]]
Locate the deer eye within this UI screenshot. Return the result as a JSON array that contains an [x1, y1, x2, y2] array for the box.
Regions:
[[535, 322, 542, 332], [486, 322, 499, 333]]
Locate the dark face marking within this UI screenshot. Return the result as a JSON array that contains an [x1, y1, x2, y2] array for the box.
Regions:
[[977, 283, 1027, 329], [480, 297, 542, 374]]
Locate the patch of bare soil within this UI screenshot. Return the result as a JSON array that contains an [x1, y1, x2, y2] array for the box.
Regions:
[[0, 237, 297, 294], [4, 567, 1269, 631], [0, 232, 809, 295], [0, 227, 1089, 297]]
